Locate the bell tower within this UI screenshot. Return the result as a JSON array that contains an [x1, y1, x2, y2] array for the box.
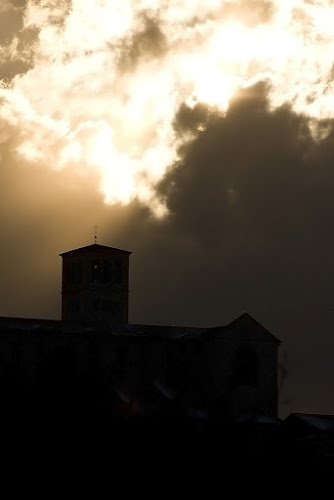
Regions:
[[60, 244, 131, 324]]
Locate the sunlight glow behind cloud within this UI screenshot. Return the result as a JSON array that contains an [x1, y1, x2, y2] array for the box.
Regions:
[[1, 0, 334, 214]]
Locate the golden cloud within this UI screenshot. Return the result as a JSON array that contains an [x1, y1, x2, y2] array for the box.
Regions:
[[1, 0, 334, 214]]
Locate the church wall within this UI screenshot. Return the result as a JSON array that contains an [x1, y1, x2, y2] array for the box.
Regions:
[[199, 337, 278, 417], [0, 323, 278, 417]]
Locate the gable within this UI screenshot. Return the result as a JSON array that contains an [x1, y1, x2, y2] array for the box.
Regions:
[[202, 313, 281, 344]]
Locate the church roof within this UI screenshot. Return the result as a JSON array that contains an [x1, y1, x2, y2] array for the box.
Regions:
[[59, 243, 131, 257], [122, 324, 205, 339], [0, 313, 280, 342], [0, 316, 203, 339], [201, 313, 281, 344]]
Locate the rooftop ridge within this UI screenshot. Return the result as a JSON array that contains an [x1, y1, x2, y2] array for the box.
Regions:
[[60, 243, 131, 256]]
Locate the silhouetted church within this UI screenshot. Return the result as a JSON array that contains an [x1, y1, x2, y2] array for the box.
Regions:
[[0, 243, 280, 419]]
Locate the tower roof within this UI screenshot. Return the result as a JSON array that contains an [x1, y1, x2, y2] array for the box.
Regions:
[[59, 243, 131, 257]]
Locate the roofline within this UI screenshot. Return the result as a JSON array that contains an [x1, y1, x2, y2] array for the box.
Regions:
[[201, 313, 281, 344], [0, 315, 280, 343], [227, 313, 281, 344], [129, 323, 204, 331], [59, 243, 132, 256], [0, 317, 203, 331]]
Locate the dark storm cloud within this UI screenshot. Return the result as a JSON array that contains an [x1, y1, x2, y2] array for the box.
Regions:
[[161, 83, 311, 248], [151, 81, 334, 342], [116, 82, 334, 416], [172, 101, 212, 136]]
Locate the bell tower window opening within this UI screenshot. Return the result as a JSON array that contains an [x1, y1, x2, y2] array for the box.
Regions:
[[91, 260, 102, 282]]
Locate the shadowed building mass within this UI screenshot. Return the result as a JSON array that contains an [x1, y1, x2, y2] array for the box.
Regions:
[[0, 242, 280, 418]]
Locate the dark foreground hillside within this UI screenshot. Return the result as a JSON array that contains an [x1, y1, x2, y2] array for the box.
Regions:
[[1, 397, 333, 484]]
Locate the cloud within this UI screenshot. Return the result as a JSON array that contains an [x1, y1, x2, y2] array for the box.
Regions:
[[122, 82, 334, 332], [216, 0, 275, 27], [117, 13, 168, 70], [2, 0, 334, 217], [0, 4, 23, 46], [2, 1, 334, 332], [0, 1, 38, 81], [159, 84, 307, 244]]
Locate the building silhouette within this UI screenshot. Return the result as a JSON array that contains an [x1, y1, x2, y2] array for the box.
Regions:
[[3, 242, 334, 475], [0, 243, 280, 420], [61, 244, 131, 324]]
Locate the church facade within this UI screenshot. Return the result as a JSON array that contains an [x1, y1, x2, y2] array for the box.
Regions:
[[0, 243, 280, 419]]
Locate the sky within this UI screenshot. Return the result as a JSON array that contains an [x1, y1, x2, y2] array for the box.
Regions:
[[2, 0, 334, 417]]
